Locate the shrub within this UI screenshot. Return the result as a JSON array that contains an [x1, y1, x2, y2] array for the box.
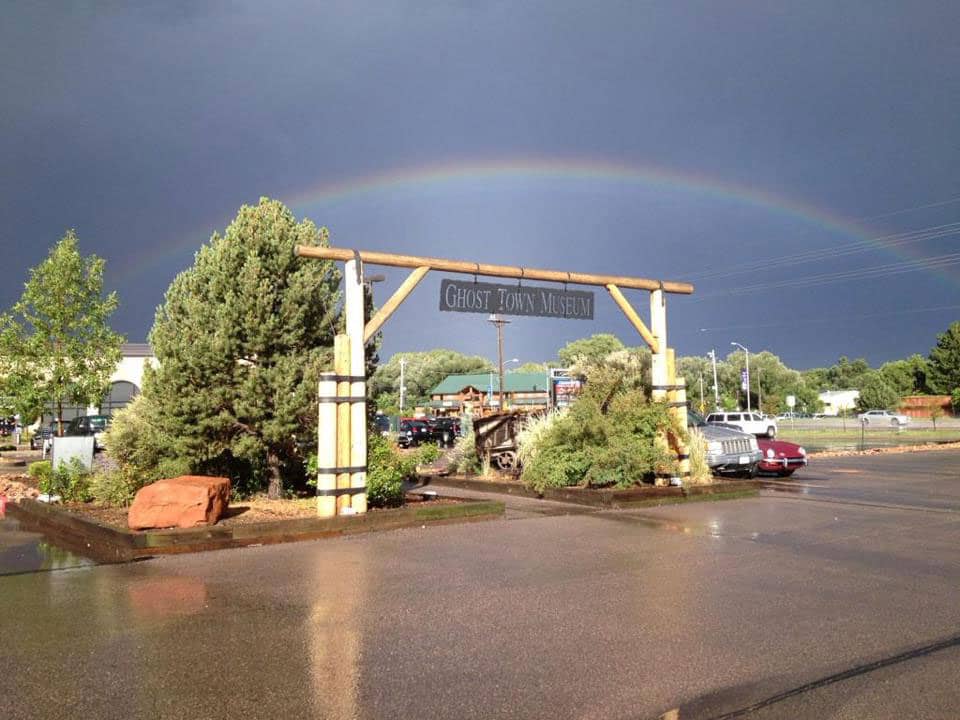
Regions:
[[28, 460, 52, 490], [448, 431, 480, 474], [952, 388, 960, 415], [518, 375, 678, 492], [516, 409, 566, 469], [90, 470, 138, 506], [33, 458, 93, 502], [685, 428, 713, 485], [365, 433, 415, 508], [100, 395, 188, 502], [306, 433, 431, 508]]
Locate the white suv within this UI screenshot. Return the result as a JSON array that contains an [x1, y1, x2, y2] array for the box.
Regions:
[[705, 411, 778, 438], [856, 409, 910, 426]]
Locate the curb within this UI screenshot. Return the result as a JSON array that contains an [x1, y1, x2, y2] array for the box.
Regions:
[[424, 475, 761, 509], [9, 495, 505, 561]]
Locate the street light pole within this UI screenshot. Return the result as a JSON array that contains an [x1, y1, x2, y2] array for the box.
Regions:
[[708, 349, 720, 410], [398, 357, 406, 414], [731, 342, 750, 413]]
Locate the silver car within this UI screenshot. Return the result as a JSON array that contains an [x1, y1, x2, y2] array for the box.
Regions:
[[689, 410, 762, 477]]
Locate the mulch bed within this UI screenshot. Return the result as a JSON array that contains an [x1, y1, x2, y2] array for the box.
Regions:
[[62, 493, 458, 533]]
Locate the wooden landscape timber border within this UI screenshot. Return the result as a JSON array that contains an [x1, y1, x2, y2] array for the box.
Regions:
[[9, 496, 505, 561], [296, 244, 696, 517], [422, 476, 760, 508]]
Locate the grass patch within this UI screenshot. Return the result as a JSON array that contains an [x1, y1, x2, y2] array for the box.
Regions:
[[620, 488, 759, 508]]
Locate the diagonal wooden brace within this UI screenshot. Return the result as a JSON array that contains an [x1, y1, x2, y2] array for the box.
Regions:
[[605, 284, 659, 354], [364, 265, 430, 343]]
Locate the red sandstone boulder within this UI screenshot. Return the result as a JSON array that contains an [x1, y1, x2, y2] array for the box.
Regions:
[[128, 475, 231, 530]]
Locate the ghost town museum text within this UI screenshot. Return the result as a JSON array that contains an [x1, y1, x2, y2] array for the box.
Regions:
[[439, 279, 594, 320]]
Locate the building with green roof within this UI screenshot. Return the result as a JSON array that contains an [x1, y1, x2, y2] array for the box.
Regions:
[[428, 372, 551, 414]]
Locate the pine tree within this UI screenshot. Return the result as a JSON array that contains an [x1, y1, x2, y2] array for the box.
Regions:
[[146, 198, 341, 498], [0, 231, 124, 430], [927, 321, 960, 395]]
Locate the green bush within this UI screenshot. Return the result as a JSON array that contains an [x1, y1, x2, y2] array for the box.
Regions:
[[448, 431, 480, 474], [100, 395, 189, 502], [32, 458, 93, 502], [415, 442, 441, 465], [306, 433, 435, 508], [365, 433, 422, 508], [518, 367, 679, 493], [90, 470, 138, 506], [28, 460, 52, 490], [952, 388, 960, 415], [0, 444, 16, 452]]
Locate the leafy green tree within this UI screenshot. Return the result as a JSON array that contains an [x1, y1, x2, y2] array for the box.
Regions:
[[369, 349, 494, 412], [878, 354, 929, 396], [512, 361, 551, 374], [927, 321, 960, 394], [825, 356, 872, 389], [855, 373, 900, 412], [557, 333, 625, 366], [0, 231, 123, 431], [146, 198, 342, 498], [800, 367, 830, 392]]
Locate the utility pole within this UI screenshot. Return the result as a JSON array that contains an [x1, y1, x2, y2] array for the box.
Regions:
[[708, 349, 720, 410], [398, 357, 406, 414], [488, 314, 510, 412], [698, 371, 705, 413]]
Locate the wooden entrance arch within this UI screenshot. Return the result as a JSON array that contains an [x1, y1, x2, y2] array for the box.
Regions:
[[296, 245, 694, 517]]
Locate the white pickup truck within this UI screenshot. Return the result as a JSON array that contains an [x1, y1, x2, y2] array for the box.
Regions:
[[705, 411, 778, 438]]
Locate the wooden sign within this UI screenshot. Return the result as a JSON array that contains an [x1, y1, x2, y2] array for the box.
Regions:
[[439, 279, 594, 320]]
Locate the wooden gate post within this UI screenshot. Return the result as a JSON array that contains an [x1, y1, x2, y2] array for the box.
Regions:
[[344, 258, 368, 513], [650, 288, 670, 486], [334, 335, 352, 514], [317, 372, 337, 518]]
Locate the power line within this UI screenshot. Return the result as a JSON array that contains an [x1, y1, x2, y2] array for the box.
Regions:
[[694, 304, 960, 333], [861, 194, 960, 221], [695, 251, 960, 298], [682, 221, 960, 282]]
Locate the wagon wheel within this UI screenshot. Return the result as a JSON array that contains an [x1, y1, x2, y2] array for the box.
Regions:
[[493, 450, 518, 471]]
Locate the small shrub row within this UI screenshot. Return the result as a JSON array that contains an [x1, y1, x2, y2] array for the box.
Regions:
[[307, 434, 440, 509], [28, 459, 93, 502]]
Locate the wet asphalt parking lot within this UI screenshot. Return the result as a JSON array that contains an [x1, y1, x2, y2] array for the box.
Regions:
[[1, 449, 959, 720]]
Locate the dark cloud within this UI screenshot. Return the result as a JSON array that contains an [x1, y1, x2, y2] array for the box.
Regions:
[[2, 1, 958, 369]]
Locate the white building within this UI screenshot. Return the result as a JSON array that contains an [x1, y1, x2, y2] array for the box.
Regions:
[[40, 343, 157, 422], [818, 389, 860, 416]]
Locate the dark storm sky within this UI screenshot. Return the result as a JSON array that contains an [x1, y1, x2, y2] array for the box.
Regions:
[[2, 1, 958, 369]]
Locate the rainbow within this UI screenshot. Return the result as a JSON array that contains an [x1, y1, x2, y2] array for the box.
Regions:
[[119, 156, 956, 287]]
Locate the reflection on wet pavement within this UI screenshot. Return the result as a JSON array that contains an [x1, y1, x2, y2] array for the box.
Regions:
[[0, 511, 96, 575]]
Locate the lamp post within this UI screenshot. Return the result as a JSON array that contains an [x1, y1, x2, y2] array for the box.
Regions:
[[708, 349, 720, 410], [488, 314, 511, 412], [731, 342, 750, 412], [398, 357, 407, 414]]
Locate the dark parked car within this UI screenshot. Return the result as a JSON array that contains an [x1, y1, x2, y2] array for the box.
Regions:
[[757, 437, 808, 477], [427, 417, 460, 446], [397, 419, 431, 448], [374, 414, 392, 436], [30, 421, 59, 450], [65, 414, 112, 450]]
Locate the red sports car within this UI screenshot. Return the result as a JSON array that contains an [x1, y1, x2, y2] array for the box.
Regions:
[[757, 437, 807, 477]]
